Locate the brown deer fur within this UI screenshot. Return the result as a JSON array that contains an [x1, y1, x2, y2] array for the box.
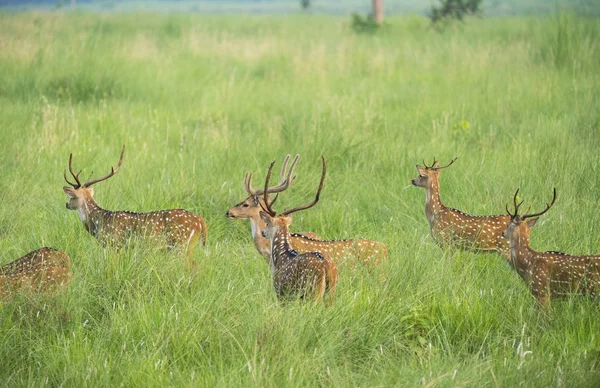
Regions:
[[227, 154, 387, 266], [226, 196, 321, 258], [503, 189, 600, 306], [0, 247, 71, 298], [412, 158, 510, 259], [259, 157, 338, 302], [63, 146, 207, 263]]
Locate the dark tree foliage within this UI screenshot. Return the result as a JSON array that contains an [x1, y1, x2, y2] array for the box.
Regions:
[[430, 0, 483, 23], [350, 13, 381, 34], [300, 0, 310, 10]]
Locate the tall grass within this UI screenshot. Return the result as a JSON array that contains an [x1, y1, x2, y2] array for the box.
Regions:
[[0, 12, 599, 386]]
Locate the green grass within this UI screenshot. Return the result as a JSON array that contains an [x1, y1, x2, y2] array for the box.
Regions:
[[1, 11, 600, 387]]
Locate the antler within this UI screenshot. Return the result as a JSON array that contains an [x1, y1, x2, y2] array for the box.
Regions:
[[436, 157, 457, 170], [245, 154, 299, 197], [83, 146, 125, 187], [422, 157, 438, 169], [506, 188, 524, 217], [64, 153, 82, 188], [282, 156, 326, 217], [259, 161, 278, 217], [522, 188, 557, 220], [422, 157, 457, 170]]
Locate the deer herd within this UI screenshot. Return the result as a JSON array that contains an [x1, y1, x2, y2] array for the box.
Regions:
[[1, 148, 599, 309]]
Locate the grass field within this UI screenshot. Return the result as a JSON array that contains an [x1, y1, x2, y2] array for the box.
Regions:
[[1, 11, 600, 387]]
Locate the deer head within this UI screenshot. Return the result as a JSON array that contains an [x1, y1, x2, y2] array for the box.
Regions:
[[258, 156, 326, 240], [502, 188, 557, 242], [226, 154, 299, 220], [411, 157, 457, 188], [63, 146, 125, 213]]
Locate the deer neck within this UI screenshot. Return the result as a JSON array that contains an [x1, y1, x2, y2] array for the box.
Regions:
[[425, 178, 445, 225], [268, 223, 295, 273], [78, 197, 104, 236], [248, 215, 271, 259], [508, 233, 535, 278]]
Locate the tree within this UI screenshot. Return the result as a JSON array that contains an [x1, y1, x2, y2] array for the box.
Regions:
[[372, 0, 384, 24], [300, 0, 310, 10], [430, 0, 482, 24]]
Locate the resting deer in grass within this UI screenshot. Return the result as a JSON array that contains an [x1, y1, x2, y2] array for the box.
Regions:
[[227, 155, 388, 266], [412, 157, 510, 259], [63, 146, 207, 265], [0, 247, 71, 299], [259, 157, 338, 302], [503, 188, 600, 306]]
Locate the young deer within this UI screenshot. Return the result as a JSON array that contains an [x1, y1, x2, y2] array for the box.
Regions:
[[412, 157, 510, 259], [227, 155, 388, 266], [63, 146, 207, 264], [503, 189, 600, 306], [259, 157, 338, 302], [226, 155, 322, 258], [0, 247, 71, 298]]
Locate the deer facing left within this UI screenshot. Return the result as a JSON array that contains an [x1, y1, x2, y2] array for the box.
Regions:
[[63, 146, 208, 265], [412, 157, 510, 259], [502, 188, 600, 307], [258, 157, 338, 302]]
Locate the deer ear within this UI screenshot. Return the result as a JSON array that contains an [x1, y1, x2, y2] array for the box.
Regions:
[[526, 218, 538, 228], [416, 166, 427, 176], [259, 211, 272, 225], [63, 187, 77, 199]]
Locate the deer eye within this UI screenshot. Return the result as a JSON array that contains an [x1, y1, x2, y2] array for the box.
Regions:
[[242, 203, 249, 208]]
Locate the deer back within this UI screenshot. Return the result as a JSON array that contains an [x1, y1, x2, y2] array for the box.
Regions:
[[272, 251, 331, 301], [289, 235, 388, 266], [91, 208, 207, 249], [510, 246, 600, 305], [433, 209, 511, 258], [0, 248, 71, 297]]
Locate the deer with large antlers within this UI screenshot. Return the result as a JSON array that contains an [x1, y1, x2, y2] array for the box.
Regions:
[[226, 155, 322, 257], [503, 189, 600, 306], [226, 155, 388, 266], [259, 157, 338, 302], [0, 247, 71, 298], [412, 157, 511, 259], [63, 146, 207, 265]]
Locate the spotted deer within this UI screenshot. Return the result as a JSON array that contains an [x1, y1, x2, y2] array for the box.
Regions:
[[227, 155, 388, 266], [503, 188, 600, 306], [63, 146, 207, 265], [412, 157, 510, 259], [226, 155, 322, 258], [259, 157, 338, 302], [0, 247, 71, 298]]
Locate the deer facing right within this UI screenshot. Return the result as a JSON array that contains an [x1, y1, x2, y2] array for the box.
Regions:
[[259, 157, 338, 302], [502, 188, 600, 306]]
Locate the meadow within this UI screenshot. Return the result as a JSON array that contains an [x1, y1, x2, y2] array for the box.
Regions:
[[0, 10, 599, 387]]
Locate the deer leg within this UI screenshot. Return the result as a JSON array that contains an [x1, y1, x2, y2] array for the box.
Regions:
[[324, 263, 338, 306], [531, 279, 551, 310], [312, 273, 326, 302]]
